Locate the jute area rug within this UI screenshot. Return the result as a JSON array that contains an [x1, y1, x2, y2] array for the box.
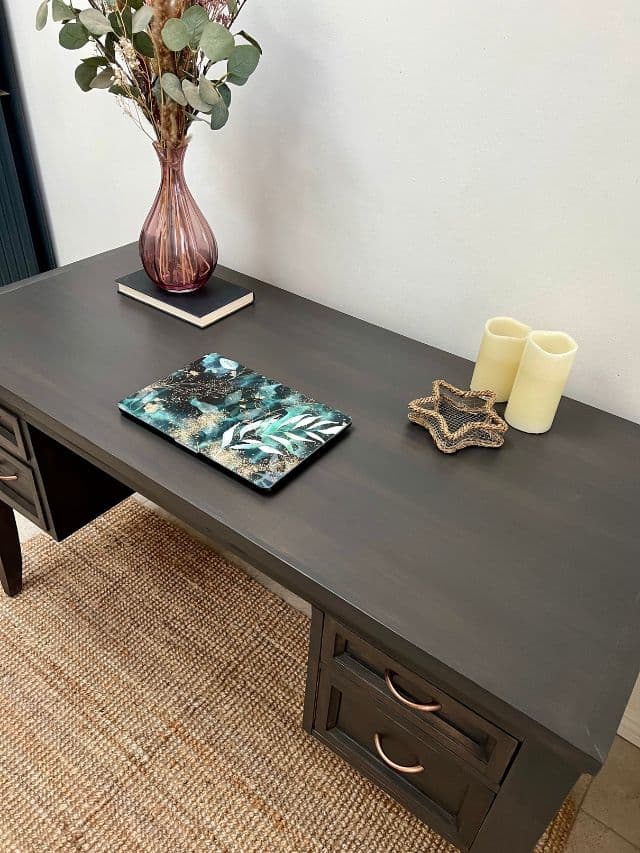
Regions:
[[0, 499, 575, 852]]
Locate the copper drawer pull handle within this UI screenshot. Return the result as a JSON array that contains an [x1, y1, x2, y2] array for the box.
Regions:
[[0, 474, 18, 482], [384, 670, 442, 713], [373, 733, 424, 774]]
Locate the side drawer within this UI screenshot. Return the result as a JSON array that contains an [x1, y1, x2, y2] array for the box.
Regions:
[[0, 445, 47, 528], [321, 616, 517, 784], [313, 668, 494, 851], [0, 402, 28, 461]]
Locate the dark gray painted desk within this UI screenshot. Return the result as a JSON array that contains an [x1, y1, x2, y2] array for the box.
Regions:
[[0, 243, 638, 851]]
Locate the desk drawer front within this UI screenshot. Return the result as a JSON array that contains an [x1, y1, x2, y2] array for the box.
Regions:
[[0, 446, 46, 527], [314, 669, 494, 849], [321, 617, 517, 783], [0, 403, 28, 462]]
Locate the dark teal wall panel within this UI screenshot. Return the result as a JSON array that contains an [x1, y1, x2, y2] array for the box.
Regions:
[[0, 103, 39, 286], [0, 0, 55, 286]]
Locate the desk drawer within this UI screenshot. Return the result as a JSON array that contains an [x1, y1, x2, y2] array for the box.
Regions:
[[0, 445, 46, 527], [314, 668, 494, 850], [0, 402, 28, 461], [321, 616, 517, 783]]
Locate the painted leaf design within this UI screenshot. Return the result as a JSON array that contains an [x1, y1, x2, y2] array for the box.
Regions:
[[221, 425, 237, 448], [295, 415, 319, 429], [270, 435, 294, 452], [285, 431, 314, 443]]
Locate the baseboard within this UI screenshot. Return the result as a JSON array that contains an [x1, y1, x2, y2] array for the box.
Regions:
[[619, 712, 640, 748], [618, 676, 640, 748]]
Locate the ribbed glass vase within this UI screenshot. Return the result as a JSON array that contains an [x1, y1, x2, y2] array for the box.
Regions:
[[139, 140, 218, 293]]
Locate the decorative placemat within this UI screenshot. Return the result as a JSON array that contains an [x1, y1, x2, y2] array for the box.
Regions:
[[119, 353, 351, 490], [0, 499, 575, 851]]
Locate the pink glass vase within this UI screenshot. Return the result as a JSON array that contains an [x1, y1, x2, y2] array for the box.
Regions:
[[139, 141, 218, 293]]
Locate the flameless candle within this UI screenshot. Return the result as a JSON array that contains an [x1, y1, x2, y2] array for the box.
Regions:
[[505, 331, 578, 434], [470, 317, 531, 402]]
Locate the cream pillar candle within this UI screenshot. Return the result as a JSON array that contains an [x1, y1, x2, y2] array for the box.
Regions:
[[505, 331, 578, 433], [470, 317, 531, 402]]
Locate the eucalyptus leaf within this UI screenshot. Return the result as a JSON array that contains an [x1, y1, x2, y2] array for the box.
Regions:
[[182, 79, 212, 113], [199, 21, 234, 63], [52, 0, 74, 23], [129, 0, 144, 9], [81, 56, 110, 68], [59, 21, 89, 49], [131, 5, 153, 33], [227, 44, 260, 79], [35, 1, 48, 31], [182, 5, 208, 49], [78, 9, 113, 36], [237, 30, 262, 54], [161, 18, 189, 51], [226, 73, 248, 86], [90, 67, 115, 89], [75, 61, 97, 92], [227, 0, 237, 16], [210, 98, 229, 130], [104, 31, 117, 61], [198, 75, 220, 106], [151, 75, 162, 105], [109, 8, 132, 38], [133, 31, 154, 58], [218, 82, 231, 107], [160, 72, 187, 105]]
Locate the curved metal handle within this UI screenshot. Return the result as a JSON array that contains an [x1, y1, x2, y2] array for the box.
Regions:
[[0, 474, 18, 482], [374, 733, 424, 774], [384, 670, 442, 713]]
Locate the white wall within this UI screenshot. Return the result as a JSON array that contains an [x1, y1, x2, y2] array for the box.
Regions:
[[7, 0, 640, 422]]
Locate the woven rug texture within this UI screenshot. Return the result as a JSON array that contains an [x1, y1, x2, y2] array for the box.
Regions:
[[0, 499, 575, 852]]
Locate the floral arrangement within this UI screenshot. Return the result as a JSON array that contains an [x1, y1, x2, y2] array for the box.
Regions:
[[35, 0, 261, 146]]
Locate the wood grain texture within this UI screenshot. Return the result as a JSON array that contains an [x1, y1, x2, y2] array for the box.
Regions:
[[0, 243, 638, 773]]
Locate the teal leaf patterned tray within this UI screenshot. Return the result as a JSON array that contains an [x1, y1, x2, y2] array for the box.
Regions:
[[118, 353, 352, 491]]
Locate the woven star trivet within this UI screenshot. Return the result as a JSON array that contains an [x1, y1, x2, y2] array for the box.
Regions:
[[408, 380, 508, 453]]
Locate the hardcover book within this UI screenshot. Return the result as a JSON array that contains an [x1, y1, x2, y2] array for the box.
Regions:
[[116, 270, 254, 328], [118, 353, 352, 491]]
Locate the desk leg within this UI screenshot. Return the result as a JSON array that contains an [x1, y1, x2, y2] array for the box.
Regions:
[[0, 501, 22, 597], [470, 740, 579, 853]]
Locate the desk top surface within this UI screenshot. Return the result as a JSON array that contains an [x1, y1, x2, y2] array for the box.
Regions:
[[1, 244, 639, 768]]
